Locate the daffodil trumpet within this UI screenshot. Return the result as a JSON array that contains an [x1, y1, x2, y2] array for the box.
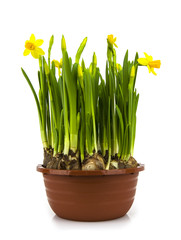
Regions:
[[22, 34, 161, 170]]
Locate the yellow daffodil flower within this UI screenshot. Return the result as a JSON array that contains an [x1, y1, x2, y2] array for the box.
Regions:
[[23, 34, 45, 59], [107, 34, 118, 48], [52, 59, 63, 76], [137, 52, 161, 75]]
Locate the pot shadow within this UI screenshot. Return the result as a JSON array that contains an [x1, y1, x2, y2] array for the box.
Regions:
[[52, 214, 131, 231]]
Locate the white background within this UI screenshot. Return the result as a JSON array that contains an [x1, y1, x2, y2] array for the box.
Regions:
[[0, 0, 181, 239]]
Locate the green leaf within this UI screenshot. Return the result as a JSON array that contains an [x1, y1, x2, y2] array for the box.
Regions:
[[106, 97, 111, 169], [133, 52, 139, 89], [122, 124, 129, 160], [62, 50, 77, 152], [123, 50, 129, 100], [21, 68, 42, 128], [58, 109, 64, 153], [116, 105, 124, 144]]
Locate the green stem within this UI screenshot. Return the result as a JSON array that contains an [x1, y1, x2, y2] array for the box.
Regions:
[[106, 97, 111, 170], [62, 46, 77, 152], [21, 68, 49, 148], [91, 91, 97, 152], [63, 71, 69, 155]]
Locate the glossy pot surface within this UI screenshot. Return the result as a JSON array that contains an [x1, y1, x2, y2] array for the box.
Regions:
[[37, 164, 144, 221]]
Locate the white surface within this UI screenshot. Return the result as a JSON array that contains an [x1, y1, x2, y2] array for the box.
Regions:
[[0, 0, 181, 239]]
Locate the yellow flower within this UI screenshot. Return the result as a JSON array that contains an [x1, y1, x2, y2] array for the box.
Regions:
[[23, 34, 45, 59], [52, 59, 63, 76], [137, 52, 161, 75], [107, 34, 118, 48]]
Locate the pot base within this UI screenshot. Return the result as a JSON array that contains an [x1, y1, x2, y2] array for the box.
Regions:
[[37, 164, 144, 221]]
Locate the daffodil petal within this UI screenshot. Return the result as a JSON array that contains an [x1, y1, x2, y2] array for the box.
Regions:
[[30, 34, 36, 43], [114, 43, 118, 48], [25, 40, 29, 46], [144, 52, 153, 62], [137, 58, 149, 66], [31, 50, 39, 59], [35, 39, 44, 47], [23, 48, 30, 56], [108, 34, 113, 39], [107, 35, 114, 44], [150, 67, 157, 75], [144, 52, 149, 58], [147, 65, 151, 73], [52, 60, 60, 68], [36, 47, 45, 56]]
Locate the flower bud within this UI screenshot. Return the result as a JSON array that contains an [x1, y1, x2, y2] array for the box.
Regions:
[[116, 63, 122, 71], [49, 35, 54, 50], [61, 35, 66, 51], [78, 65, 83, 78], [93, 52, 97, 66], [130, 66, 135, 78]]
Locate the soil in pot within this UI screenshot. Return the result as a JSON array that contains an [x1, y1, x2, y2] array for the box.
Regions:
[[43, 148, 139, 170]]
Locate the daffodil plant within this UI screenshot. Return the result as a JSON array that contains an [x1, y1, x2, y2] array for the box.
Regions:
[[22, 34, 161, 170]]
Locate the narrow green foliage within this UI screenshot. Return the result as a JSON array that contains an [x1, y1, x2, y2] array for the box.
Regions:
[[39, 57, 48, 147], [116, 105, 124, 156], [84, 69, 93, 155], [62, 48, 77, 152], [21, 68, 42, 125], [106, 97, 111, 170], [133, 52, 139, 89], [79, 91, 85, 161], [81, 59, 86, 72], [62, 69, 69, 155], [22, 35, 142, 169], [21, 67, 48, 148], [123, 50, 129, 100], [58, 109, 64, 153]]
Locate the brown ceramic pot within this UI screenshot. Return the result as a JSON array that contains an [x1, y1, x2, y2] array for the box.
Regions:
[[37, 164, 144, 221]]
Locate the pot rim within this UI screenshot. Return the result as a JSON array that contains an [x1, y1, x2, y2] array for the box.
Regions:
[[37, 164, 144, 176]]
